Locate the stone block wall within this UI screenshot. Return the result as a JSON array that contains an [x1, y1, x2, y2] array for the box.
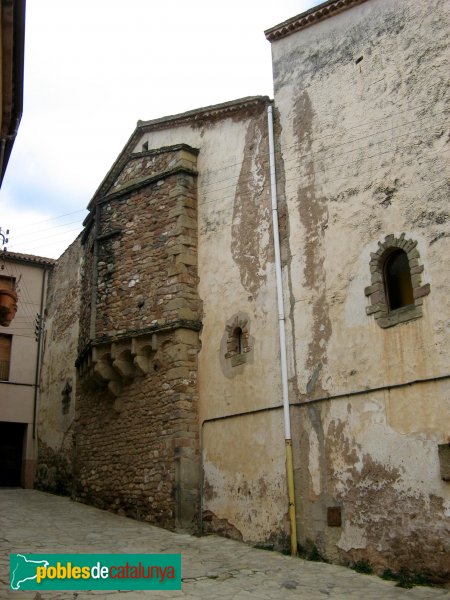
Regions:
[[74, 145, 201, 530], [74, 328, 199, 529], [78, 225, 95, 355]]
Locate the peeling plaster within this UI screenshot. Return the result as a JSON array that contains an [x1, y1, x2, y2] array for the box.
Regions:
[[293, 90, 331, 397], [308, 428, 321, 496], [231, 112, 272, 297], [337, 524, 367, 552]]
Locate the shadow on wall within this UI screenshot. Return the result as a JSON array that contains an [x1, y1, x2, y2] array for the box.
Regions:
[[35, 440, 73, 496]]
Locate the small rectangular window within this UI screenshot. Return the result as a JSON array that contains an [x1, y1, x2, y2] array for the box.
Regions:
[[0, 334, 12, 380]]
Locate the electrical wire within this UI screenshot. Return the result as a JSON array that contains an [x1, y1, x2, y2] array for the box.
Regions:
[[3, 101, 448, 254]]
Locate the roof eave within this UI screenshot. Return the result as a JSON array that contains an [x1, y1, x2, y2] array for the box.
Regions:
[[0, 0, 26, 187], [87, 95, 272, 210], [2, 250, 56, 267], [265, 0, 369, 42]]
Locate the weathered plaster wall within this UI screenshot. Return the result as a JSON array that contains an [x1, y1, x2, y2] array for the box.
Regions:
[[271, 0, 450, 577], [36, 238, 82, 494], [293, 381, 450, 577], [136, 99, 289, 544], [202, 410, 288, 547]]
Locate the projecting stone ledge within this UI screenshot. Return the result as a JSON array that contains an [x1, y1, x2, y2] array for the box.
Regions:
[[75, 319, 201, 397]]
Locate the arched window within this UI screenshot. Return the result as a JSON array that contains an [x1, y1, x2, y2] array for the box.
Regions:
[[384, 249, 414, 311], [365, 234, 430, 328], [223, 313, 253, 371]]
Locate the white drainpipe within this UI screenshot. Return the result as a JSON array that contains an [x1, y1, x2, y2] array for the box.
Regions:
[[267, 104, 298, 556]]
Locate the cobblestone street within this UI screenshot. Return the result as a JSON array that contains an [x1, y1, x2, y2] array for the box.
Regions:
[[0, 490, 448, 600]]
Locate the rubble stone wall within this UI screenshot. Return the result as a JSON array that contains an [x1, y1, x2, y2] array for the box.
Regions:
[[36, 237, 82, 495], [74, 146, 201, 530]]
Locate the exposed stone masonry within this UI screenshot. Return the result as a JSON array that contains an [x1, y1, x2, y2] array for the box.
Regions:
[[74, 145, 201, 531], [78, 225, 95, 355], [74, 328, 200, 529]]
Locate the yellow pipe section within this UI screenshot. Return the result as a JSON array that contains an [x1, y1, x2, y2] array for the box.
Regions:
[[285, 438, 297, 556]]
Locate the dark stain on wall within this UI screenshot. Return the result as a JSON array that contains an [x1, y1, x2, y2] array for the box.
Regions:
[[231, 110, 272, 297], [293, 90, 331, 397], [202, 510, 243, 541], [325, 417, 449, 580], [272, 8, 406, 94], [203, 477, 217, 502], [294, 399, 449, 580], [295, 402, 337, 555], [36, 439, 74, 496]]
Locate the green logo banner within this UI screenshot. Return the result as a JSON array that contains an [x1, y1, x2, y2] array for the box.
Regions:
[[10, 553, 181, 591]]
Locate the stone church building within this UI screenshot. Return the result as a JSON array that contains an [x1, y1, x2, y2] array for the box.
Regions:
[[36, 0, 449, 580]]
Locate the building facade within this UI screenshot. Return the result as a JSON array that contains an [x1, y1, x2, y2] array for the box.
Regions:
[[37, 0, 449, 581], [0, 251, 53, 488], [266, 0, 450, 577]]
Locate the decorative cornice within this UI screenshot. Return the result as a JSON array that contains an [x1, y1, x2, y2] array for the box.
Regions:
[[136, 96, 271, 132], [0, 0, 25, 186], [132, 143, 200, 159], [265, 0, 369, 42]]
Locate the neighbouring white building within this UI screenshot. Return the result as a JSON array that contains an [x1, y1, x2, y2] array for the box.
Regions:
[[0, 252, 53, 488]]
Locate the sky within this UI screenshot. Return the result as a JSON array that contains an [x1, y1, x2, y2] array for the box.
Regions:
[[1, 0, 320, 259]]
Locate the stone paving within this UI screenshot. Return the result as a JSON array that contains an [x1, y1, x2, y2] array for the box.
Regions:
[[0, 489, 448, 600]]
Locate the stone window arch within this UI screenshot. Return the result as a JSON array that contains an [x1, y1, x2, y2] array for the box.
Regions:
[[220, 312, 254, 377], [365, 234, 430, 328], [226, 322, 249, 365]]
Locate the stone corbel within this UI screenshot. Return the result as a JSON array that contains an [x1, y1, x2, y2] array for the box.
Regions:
[[131, 334, 157, 375], [111, 341, 137, 379], [91, 346, 123, 397]]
